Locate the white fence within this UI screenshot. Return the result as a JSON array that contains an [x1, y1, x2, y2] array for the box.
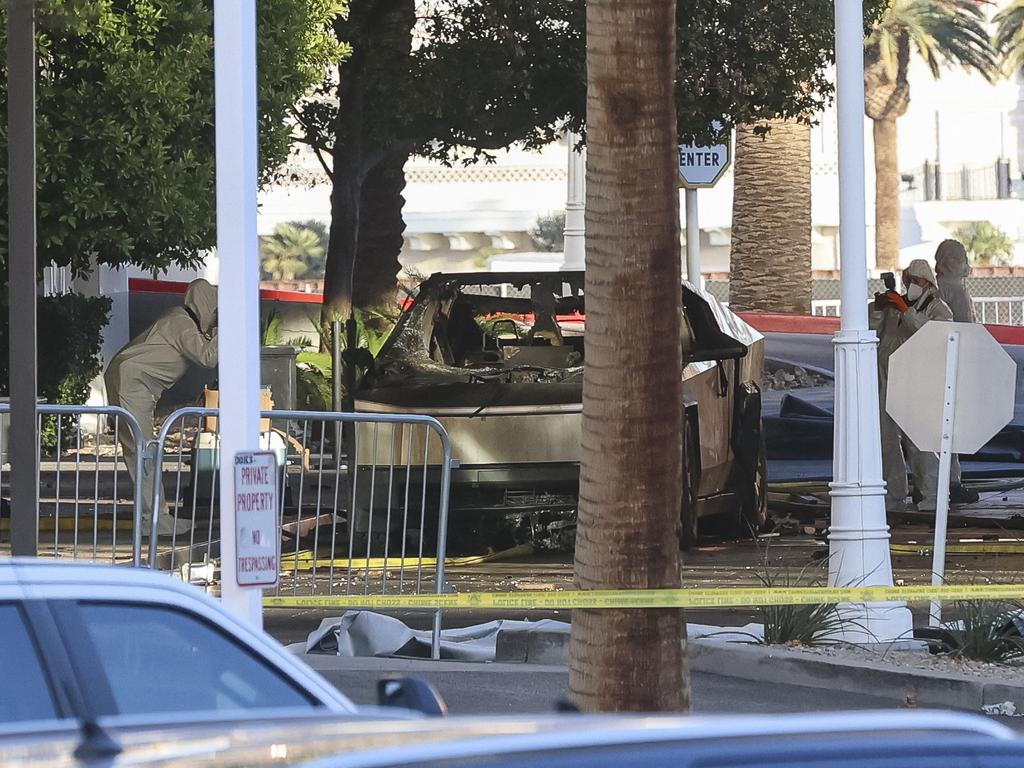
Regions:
[[810, 297, 1024, 325]]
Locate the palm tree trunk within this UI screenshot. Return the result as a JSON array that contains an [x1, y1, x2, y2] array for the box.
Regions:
[[872, 117, 900, 271], [729, 120, 812, 313], [570, 0, 688, 713]]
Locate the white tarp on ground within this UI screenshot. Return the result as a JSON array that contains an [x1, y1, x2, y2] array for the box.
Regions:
[[305, 612, 764, 662], [306, 611, 571, 662]]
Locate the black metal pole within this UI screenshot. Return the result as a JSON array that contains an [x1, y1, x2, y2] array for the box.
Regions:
[[7, 0, 38, 555], [331, 319, 342, 412]]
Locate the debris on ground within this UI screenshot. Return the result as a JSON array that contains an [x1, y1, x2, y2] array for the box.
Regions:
[[982, 701, 1021, 716], [790, 643, 1024, 683], [761, 361, 832, 391]]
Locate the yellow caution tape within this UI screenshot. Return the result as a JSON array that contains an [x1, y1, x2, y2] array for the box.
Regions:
[[278, 544, 534, 572], [891, 542, 1024, 555], [263, 583, 1024, 611]]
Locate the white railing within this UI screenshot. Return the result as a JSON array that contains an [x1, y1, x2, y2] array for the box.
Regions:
[[811, 297, 1024, 326], [811, 300, 841, 317], [973, 297, 1024, 326]]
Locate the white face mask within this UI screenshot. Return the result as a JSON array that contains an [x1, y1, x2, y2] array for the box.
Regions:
[[907, 283, 925, 302]]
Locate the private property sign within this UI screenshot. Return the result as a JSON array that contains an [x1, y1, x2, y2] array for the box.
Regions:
[[234, 451, 280, 587], [677, 141, 731, 188]]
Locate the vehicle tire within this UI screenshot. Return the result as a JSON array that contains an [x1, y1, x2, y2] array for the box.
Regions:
[[727, 381, 767, 539], [737, 435, 768, 536], [680, 409, 701, 550]]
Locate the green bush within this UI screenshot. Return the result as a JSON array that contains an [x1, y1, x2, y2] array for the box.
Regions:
[[954, 222, 1015, 267], [0, 291, 111, 451], [943, 598, 1024, 663]]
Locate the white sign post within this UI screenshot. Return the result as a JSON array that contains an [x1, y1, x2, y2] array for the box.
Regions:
[[214, 0, 263, 625], [887, 322, 1016, 625], [677, 138, 730, 288], [234, 451, 280, 588]]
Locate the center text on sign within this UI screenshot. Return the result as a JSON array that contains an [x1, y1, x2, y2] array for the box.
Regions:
[[679, 150, 721, 167]]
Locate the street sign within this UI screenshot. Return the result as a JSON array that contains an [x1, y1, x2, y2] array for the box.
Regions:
[[887, 322, 1015, 454], [677, 141, 731, 188], [234, 451, 280, 588], [886, 321, 1016, 625]]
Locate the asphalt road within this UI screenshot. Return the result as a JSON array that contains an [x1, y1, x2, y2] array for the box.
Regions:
[[765, 330, 1024, 403], [303, 654, 1024, 733], [305, 656, 896, 715]]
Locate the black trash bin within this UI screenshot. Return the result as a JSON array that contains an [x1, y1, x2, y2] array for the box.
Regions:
[[261, 346, 299, 410]]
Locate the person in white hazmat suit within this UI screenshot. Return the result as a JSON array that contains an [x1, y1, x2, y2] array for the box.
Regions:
[[104, 279, 218, 536], [871, 259, 952, 514], [934, 239, 980, 505], [935, 239, 974, 323]]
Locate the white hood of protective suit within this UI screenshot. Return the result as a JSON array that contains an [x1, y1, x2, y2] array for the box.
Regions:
[[902, 259, 937, 289], [934, 239, 974, 322], [184, 279, 218, 335], [935, 240, 971, 280]]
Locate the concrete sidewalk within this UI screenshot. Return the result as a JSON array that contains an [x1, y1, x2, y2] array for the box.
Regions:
[[494, 626, 1024, 713], [298, 630, 1024, 716]]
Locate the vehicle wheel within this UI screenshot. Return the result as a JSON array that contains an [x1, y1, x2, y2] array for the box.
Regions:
[[680, 411, 701, 550], [738, 435, 768, 536]]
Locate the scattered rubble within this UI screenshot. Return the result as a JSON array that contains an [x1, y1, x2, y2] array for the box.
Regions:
[[790, 642, 1024, 684], [762, 362, 832, 391]]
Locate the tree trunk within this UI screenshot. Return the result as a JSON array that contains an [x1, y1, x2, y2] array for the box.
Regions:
[[863, 33, 910, 275], [322, 0, 415, 325], [872, 118, 900, 272], [322, 58, 366, 326], [729, 120, 812, 313], [570, 0, 688, 713], [353, 147, 409, 308]]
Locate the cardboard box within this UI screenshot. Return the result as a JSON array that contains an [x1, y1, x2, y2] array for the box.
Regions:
[[204, 388, 273, 433]]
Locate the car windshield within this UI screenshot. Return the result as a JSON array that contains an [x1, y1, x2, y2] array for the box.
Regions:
[[429, 278, 585, 371]]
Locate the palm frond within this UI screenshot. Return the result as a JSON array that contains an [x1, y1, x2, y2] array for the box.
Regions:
[[994, 1, 1024, 76], [868, 0, 999, 82]]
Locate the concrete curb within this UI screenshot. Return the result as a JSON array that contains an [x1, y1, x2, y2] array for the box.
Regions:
[[496, 626, 571, 665], [493, 628, 1024, 710], [688, 642, 1024, 711]]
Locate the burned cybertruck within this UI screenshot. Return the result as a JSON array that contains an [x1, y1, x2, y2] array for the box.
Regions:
[[353, 271, 766, 552]]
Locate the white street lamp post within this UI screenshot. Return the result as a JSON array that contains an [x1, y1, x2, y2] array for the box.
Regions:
[[214, 0, 263, 625], [828, 0, 913, 643], [684, 188, 701, 287], [562, 132, 586, 270]]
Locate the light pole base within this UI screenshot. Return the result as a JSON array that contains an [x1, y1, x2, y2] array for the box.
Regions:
[[828, 329, 913, 643], [833, 601, 916, 646]]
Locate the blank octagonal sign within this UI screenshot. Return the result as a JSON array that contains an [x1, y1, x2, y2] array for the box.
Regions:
[[887, 321, 1017, 454]]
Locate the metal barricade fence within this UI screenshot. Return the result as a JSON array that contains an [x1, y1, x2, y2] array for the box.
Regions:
[[150, 408, 453, 649], [0, 403, 145, 566]]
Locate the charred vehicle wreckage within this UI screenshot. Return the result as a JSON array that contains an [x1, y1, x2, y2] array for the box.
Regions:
[[352, 272, 766, 553]]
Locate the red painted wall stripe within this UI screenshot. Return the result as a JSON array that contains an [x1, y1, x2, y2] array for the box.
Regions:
[[128, 278, 324, 304]]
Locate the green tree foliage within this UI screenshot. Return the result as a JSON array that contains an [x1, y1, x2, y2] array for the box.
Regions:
[[954, 222, 1015, 267], [0, 292, 110, 449], [994, 1, 1024, 76], [867, 0, 996, 83], [531, 212, 566, 253], [675, 0, 886, 143], [0, 0, 343, 276], [863, 0, 996, 270], [260, 221, 328, 280], [297, 0, 889, 317], [294, 0, 584, 319]]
